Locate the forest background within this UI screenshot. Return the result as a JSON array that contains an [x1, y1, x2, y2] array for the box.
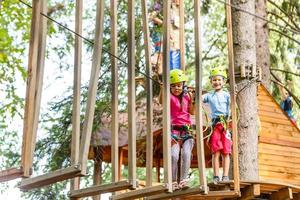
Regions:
[[0, 0, 299, 199]]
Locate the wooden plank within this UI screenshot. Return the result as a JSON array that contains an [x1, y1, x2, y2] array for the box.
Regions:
[[259, 159, 300, 170], [260, 170, 300, 181], [259, 165, 300, 175], [110, 0, 119, 183], [22, 0, 42, 178], [259, 147, 300, 159], [260, 132, 300, 144], [259, 110, 289, 120], [162, 0, 172, 192], [261, 122, 297, 132], [147, 186, 206, 200], [0, 168, 23, 182], [147, 188, 239, 200], [179, 0, 185, 70], [259, 100, 280, 107], [69, 180, 132, 198], [260, 127, 299, 137], [183, 191, 238, 199], [260, 136, 300, 148], [127, 0, 137, 189], [260, 176, 300, 186], [225, 0, 240, 193], [70, 0, 83, 194], [259, 105, 283, 113], [259, 152, 300, 164], [141, 0, 153, 187], [19, 165, 81, 191], [259, 143, 300, 154], [93, 160, 101, 200], [78, 0, 105, 175], [270, 187, 293, 200], [239, 184, 260, 200], [194, 0, 207, 194], [111, 185, 167, 200], [29, 0, 48, 178], [260, 116, 292, 125]]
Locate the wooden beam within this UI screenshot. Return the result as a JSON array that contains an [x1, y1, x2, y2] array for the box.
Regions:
[[127, 0, 137, 188], [93, 159, 102, 200], [225, 0, 240, 193], [68, 180, 132, 198], [179, 0, 185, 70], [141, 0, 153, 187], [30, 0, 48, 177], [111, 185, 167, 200], [270, 187, 293, 200], [22, 0, 42, 178], [0, 168, 23, 182], [182, 190, 239, 200], [70, 0, 83, 195], [19, 165, 81, 191], [162, 0, 172, 192], [147, 185, 206, 200], [239, 184, 260, 200], [110, 0, 119, 184], [78, 0, 105, 175], [194, 0, 208, 194]]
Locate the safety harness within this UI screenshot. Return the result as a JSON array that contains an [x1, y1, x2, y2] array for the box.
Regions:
[[171, 124, 194, 146]]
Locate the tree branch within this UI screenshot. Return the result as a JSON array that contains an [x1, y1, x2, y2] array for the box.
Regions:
[[267, 11, 299, 32], [267, 0, 300, 30], [269, 28, 300, 45], [270, 68, 300, 78]]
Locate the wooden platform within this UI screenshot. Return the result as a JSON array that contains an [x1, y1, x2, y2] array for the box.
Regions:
[[116, 180, 300, 200], [183, 180, 300, 200]]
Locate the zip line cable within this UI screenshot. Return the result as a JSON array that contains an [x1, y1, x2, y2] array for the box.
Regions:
[[17, 0, 299, 85], [18, 0, 161, 85]]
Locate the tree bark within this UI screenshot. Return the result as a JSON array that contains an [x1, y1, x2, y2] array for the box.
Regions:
[[255, 0, 271, 88], [232, 0, 259, 181]]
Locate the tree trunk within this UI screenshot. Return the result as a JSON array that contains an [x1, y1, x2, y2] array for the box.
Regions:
[[232, 0, 259, 181], [255, 0, 271, 88]]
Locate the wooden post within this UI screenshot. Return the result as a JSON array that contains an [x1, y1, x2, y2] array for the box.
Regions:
[[127, 0, 137, 189], [70, 0, 83, 195], [22, 0, 42, 177], [79, 0, 105, 174], [194, 0, 207, 194], [93, 148, 102, 200], [118, 147, 123, 180], [225, 0, 240, 193], [141, 0, 153, 187], [110, 0, 119, 183], [162, 0, 172, 192], [179, 0, 185, 70]]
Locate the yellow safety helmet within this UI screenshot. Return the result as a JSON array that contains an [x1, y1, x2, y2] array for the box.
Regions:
[[209, 67, 227, 79], [170, 69, 187, 84]]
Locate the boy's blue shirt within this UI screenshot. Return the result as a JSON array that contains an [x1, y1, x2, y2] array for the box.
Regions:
[[203, 90, 230, 119]]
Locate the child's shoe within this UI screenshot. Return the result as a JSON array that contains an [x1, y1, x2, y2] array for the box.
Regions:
[[172, 182, 180, 191], [222, 176, 229, 182], [179, 178, 189, 189], [213, 176, 220, 184]]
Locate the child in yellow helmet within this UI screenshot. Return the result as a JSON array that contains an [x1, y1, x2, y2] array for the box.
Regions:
[[160, 69, 195, 190], [203, 66, 231, 184]]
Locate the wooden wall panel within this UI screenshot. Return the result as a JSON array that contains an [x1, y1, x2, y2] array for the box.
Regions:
[[258, 85, 300, 186]]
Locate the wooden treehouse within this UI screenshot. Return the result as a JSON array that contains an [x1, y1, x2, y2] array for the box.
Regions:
[[1, 0, 300, 200]]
